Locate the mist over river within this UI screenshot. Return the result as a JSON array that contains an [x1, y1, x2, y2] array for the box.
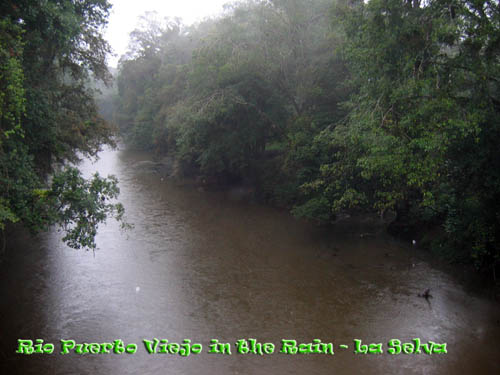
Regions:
[[1, 147, 499, 374]]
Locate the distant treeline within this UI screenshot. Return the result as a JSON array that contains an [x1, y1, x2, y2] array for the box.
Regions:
[[113, 0, 500, 277]]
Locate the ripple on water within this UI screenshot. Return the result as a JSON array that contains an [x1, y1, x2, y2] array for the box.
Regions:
[[1, 147, 499, 375]]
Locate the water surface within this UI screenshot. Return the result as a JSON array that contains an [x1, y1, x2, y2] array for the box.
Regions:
[[1, 147, 499, 374]]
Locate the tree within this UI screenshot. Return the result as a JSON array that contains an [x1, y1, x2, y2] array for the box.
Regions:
[[0, 0, 127, 252], [114, 0, 341, 185], [112, 0, 500, 276], [295, 0, 500, 274]]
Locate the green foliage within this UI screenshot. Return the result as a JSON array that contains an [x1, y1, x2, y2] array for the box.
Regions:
[[0, 0, 127, 251], [296, 0, 500, 272], [0, 15, 29, 232], [0, 19, 25, 135], [48, 168, 127, 250], [113, 0, 500, 276], [114, 0, 341, 182]]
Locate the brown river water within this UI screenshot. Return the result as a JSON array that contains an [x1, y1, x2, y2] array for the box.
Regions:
[[1, 147, 499, 374]]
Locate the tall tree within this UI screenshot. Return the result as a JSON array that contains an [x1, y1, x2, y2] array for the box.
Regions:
[[0, 0, 127, 251], [296, 0, 500, 273]]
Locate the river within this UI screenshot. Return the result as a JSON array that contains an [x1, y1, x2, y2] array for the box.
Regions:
[[1, 146, 499, 374]]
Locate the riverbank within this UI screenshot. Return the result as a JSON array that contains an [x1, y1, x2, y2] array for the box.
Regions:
[[135, 148, 500, 299], [2, 146, 500, 374]]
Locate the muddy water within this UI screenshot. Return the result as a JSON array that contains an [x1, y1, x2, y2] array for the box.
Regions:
[[1, 147, 499, 374]]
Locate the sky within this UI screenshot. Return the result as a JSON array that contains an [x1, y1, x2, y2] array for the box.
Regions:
[[105, 0, 230, 67]]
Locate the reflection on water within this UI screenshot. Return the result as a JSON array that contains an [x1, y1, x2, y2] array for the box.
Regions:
[[1, 147, 499, 374]]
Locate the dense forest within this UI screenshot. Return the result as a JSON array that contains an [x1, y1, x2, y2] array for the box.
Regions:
[[113, 0, 500, 278], [0, 0, 498, 278], [0, 0, 126, 251]]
